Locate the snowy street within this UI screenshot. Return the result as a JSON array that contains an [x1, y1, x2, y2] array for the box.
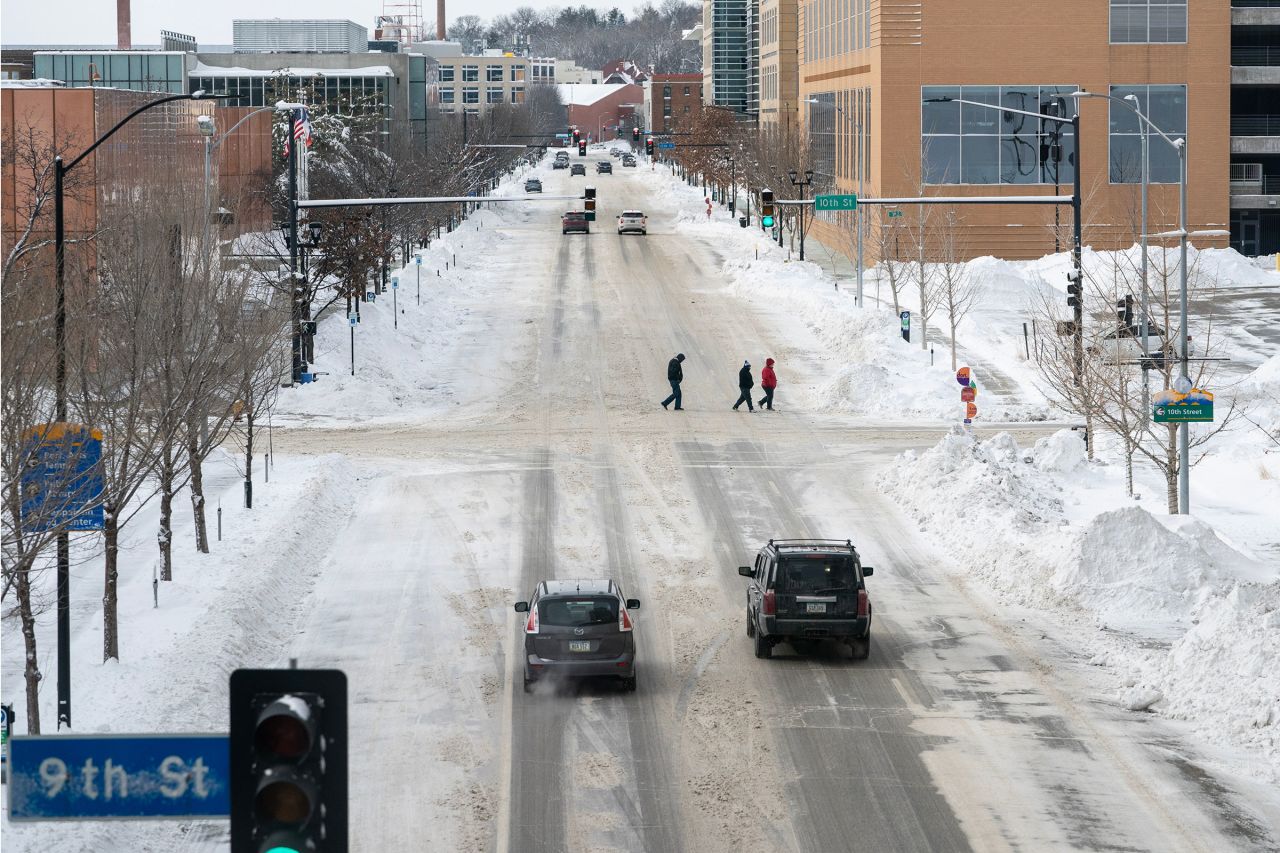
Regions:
[[5, 152, 1278, 852]]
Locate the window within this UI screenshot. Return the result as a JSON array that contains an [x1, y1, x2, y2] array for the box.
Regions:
[[486, 86, 503, 104], [684, 85, 691, 95], [1109, 84, 1186, 183], [511, 87, 524, 104], [1110, 1, 1186, 43], [538, 597, 618, 627], [486, 65, 503, 82], [462, 87, 479, 104], [663, 85, 671, 98], [921, 85, 1077, 185], [439, 87, 454, 104], [512, 66, 525, 82], [461, 64, 478, 82], [438, 66, 455, 82]]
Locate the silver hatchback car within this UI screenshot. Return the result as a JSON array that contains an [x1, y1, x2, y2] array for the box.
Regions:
[[515, 579, 640, 692]]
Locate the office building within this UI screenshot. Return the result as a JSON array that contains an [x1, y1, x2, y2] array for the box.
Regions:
[[1229, 2, 1280, 255]]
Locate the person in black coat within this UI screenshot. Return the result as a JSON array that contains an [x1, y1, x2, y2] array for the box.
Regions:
[[732, 360, 755, 411], [661, 353, 686, 410]]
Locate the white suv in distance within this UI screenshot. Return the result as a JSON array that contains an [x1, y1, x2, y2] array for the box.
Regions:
[[617, 210, 647, 235]]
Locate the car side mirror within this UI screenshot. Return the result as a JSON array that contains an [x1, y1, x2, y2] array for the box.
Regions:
[[514, 601, 529, 612], [626, 598, 640, 609], [862, 566, 874, 576], [738, 566, 753, 577]]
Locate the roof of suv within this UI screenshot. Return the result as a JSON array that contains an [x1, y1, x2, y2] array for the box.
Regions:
[[542, 579, 616, 596], [764, 539, 860, 558]]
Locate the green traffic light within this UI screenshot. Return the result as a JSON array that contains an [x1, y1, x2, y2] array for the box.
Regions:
[[762, 216, 774, 227], [263, 848, 302, 853]]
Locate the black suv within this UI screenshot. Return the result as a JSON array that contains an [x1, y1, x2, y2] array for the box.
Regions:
[[515, 579, 640, 691], [596, 161, 613, 174], [739, 539, 873, 659]]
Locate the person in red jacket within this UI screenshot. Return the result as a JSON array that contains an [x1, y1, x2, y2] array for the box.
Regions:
[[758, 358, 778, 410]]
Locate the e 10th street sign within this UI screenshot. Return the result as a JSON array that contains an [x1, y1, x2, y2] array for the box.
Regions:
[[1153, 388, 1214, 423], [815, 194, 858, 211], [657, 141, 676, 150], [7, 734, 230, 821]]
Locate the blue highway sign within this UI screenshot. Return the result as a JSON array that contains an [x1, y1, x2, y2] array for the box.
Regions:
[[658, 141, 676, 150], [20, 423, 105, 532], [7, 734, 230, 821]]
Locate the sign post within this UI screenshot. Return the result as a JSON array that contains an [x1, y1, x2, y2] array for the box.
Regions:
[[391, 276, 399, 329], [7, 734, 230, 821], [415, 255, 422, 305]]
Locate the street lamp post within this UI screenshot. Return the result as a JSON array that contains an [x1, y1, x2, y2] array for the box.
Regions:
[[807, 98, 865, 306], [51, 88, 218, 729], [788, 169, 814, 260], [724, 156, 736, 214]]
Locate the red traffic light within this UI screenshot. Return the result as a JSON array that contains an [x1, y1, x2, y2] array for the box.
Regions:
[[254, 700, 314, 759]]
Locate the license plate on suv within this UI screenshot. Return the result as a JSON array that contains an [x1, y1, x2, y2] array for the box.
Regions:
[[806, 602, 827, 614], [569, 640, 592, 652]]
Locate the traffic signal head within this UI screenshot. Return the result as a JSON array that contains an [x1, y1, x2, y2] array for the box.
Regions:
[[578, 140, 587, 156], [632, 127, 640, 140], [1065, 270, 1082, 308], [231, 669, 347, 853], [645, 137, 654, 156], [584, 186, 596, 220], [572, 128, 580, 141], [760, 189, 776, 228]]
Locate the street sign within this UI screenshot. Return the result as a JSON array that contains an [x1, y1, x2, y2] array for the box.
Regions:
[[392, 277, 399, 289], [887, 210, 903, 218], [814, 194, 858, 211], [657, 141, 675, 150], [966, 402, 978, 419], [956, 366, 971, 386], [899, 311, 910, 342], [20, 424, 105, 533], [1153, 388, 1214, 423], [961, 386, 976, 403], [415, 256, 422, 265], [7, 734, 230, 821], [348, 314, 357, 327]]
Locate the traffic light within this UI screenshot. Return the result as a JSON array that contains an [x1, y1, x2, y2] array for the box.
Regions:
[[760, 189, 776, 228], [632, 126, 641, 141], [645, 137, 655, 156], [578, 140, 587, 156], [584, 185, 596, 221], [1117, 293, 1133, 329], [1066, 270, 1082, 309], [230, 669, 347, 853], [572, 128, 580, 144]]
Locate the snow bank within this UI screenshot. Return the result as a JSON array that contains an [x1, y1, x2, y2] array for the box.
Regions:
[[880, 427, 1280, 778]]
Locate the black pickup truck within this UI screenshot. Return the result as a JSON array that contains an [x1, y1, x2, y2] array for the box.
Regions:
[[739, 539, 874, 660]]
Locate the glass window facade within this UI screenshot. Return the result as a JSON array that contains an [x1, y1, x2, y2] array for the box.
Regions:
[[921, 85, 1077, 186], [189, 74, 389, 113], [35, 51, 186, 93], [1110, 1, 1187, 43], [804, 0, 871, 62], [1109, 84, 1186, 183]]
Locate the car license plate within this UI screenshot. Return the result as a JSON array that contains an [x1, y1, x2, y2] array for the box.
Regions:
[[806, 603, 827, 614], [569, 641, 591, 652]]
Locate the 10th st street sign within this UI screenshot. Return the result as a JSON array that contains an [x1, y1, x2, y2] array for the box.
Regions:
[[814, 194, 858, 211], [7, 734, 230, 821]]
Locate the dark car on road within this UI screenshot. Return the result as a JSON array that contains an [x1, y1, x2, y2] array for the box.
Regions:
[[596, 161, 613, 174], [570, 163, 586, 176], [515, 579, 640, 691], [562, 210, 590, 234], [552, 159, 568, 170], [740, 539, 873, 659], [622, 155, 637, 167], [525, 178, 542, 192]]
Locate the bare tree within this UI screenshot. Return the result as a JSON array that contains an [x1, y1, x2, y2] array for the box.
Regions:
[[905, 205, 942, 350], [869, 209, 911, 315], [936, 208, 981, 371]]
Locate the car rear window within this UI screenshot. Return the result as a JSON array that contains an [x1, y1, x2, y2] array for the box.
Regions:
[[539, 596, 618, 627], [776, 556, 857, 593]]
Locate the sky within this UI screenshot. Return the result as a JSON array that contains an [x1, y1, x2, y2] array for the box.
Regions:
[[0, 0, 649, 46]]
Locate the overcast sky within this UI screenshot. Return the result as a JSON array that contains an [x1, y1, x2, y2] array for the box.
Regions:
[[1, 0, 650, 45]]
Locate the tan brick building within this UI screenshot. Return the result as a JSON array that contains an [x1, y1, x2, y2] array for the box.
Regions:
[[785, 0, 1230, 259], [758, 0, 798, 130]]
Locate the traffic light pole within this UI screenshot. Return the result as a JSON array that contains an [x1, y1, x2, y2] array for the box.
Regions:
[[288, 110, 302, 385]]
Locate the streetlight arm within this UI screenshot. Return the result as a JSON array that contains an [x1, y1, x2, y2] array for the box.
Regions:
[[1072, 91, 1181, 150], [923, 96, 1070, 125], [211, 104, 279, 152], [64, 92, 219, 173]]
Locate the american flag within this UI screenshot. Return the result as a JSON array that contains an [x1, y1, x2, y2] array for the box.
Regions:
[[283, 108, 312, 155]]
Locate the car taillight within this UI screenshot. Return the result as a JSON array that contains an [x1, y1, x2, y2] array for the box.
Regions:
[[525, 608, 539, 634], [857, 589, 868, 617], [619, 607, 633, 632], [762, 590, 776, 615]]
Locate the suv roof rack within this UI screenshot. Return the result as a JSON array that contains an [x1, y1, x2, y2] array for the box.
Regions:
[[767, 539, 855, 552]]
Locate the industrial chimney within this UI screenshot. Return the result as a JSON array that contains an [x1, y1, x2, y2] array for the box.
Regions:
[[117, 0, 131, 49], [437, 0, 445, 40]]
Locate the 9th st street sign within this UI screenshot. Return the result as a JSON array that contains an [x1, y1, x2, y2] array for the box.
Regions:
[[7, 734, 230, 821]]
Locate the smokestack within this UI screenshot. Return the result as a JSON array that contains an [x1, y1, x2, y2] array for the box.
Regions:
[[437, 0, 445, 40], [117, 0, 131, 49]]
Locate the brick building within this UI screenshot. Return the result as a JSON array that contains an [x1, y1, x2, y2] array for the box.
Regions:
[[645, 74, 704, 134], [560, 83, 643, 142]]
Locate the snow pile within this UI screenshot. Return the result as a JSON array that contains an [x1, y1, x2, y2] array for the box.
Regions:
[[880, 427, 1280, 777]]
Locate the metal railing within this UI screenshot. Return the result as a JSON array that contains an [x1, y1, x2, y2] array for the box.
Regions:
[[1232, 0, 1280, 7], [1231, 162, 1263, 191], [1232, 46, 1280, 66], [1230, 114, 1280, 135]]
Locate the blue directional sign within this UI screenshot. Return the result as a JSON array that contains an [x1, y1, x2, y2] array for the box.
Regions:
[[658, 141, 676, 150], [7, 734, 230, 821], [415, 256, 422, 265], [20, 423, 105, 533]]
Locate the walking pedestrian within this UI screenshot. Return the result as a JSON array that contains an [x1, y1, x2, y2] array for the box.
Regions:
[[661, 353, 686, 410], [732, 360, 755, 412], [758, 358, 777, 410]]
